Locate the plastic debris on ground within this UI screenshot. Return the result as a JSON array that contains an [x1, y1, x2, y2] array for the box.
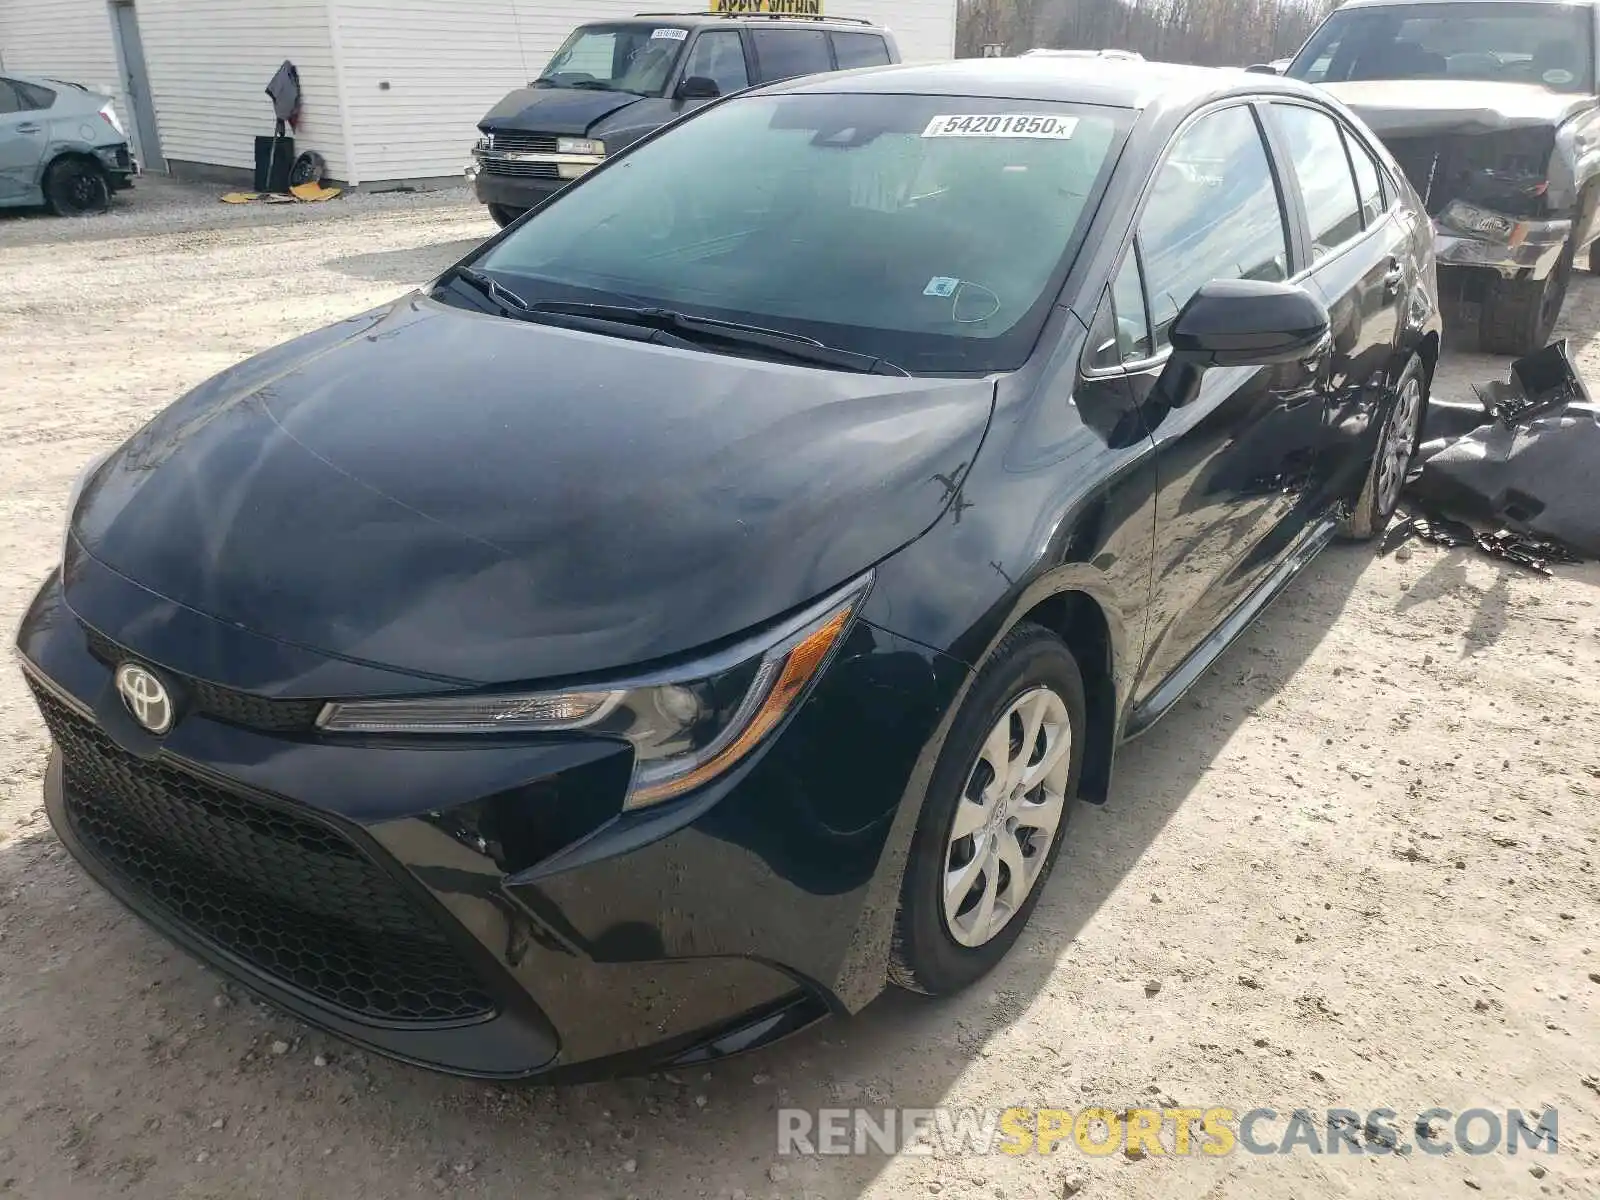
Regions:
[[1391, 340, 1598, 573]]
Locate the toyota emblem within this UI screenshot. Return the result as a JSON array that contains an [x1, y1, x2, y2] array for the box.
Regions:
[[115, 663, 174, 734]]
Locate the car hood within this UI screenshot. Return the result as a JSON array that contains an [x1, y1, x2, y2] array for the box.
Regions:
[[480, 87, 644, 136], [72, 295, 994, 686], [1324, 80, 1594, 137]]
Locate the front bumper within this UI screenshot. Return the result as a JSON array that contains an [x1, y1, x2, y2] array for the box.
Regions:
[[16, 561, 965, 1078], [93, 142, 137, 189], [1434, 214, 1572, 280], [470, 155, 589, 212]]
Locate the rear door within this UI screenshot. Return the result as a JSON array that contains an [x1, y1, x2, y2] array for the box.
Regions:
[[1110, 102, 1333, 706], [1264, 101, 1408, 508], [0, 79, 49, 202]]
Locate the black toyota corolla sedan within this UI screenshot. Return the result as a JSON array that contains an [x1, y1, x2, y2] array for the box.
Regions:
[[16, 58, 1439, 1079]]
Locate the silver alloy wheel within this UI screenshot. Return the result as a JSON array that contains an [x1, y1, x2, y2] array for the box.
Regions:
[[942, 686, 1072, 948], [1375, 375, 1423, 515]]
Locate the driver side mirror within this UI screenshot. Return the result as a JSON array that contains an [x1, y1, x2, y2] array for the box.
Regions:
[[1171, 279, 1330, 368], [676, 75, 721, 100], [1159, 279, 1330, 406]]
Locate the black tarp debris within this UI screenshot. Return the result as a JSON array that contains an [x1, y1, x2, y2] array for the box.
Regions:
[[1395, 340, 1599, 571]]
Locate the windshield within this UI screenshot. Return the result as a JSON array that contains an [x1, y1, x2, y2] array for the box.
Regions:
[[538, 23, 688, 95], [475, 92, 1129, 374], [1287, 2, 1597, 93]]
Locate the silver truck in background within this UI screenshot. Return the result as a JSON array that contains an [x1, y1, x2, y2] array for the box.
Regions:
[[1284, 0, 1600, 354]]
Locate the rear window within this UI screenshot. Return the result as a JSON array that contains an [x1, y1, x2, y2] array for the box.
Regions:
[[14, 80, 56, 110], [1288, 1, 1597, 93], [831, 31, 892, 70], [479, 92, 1131, 374], [0, 77, 54, 113], [751, 28, 834, 81]]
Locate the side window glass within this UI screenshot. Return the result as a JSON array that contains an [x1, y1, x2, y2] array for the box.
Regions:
[[751, 29, 833, 82], [831, 32, 891, 69], [683, 31, 749, 94], [1273, 104, 1364, 257], [1138, 105, 1289, 351], [0, 80, 22, 116], [1343, 127, 1385, 227], [1087, 250, 1153, 369], [1111, 249, 1152, 361]]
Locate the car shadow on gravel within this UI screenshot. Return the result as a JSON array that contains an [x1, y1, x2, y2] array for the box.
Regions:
[[0, 542, 1380, 1198], [324, 239, 487, 285]]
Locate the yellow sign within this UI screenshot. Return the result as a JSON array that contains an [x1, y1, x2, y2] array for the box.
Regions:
[[710, 0, 825, 15]]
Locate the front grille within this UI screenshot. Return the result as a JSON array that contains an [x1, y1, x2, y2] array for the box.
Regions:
[[1384, 132, 1555, 218], [485, 130, 559, 155], [82, 625, 322, 734], [481, 156, 561, 180], [29, 680, 496, 1025]]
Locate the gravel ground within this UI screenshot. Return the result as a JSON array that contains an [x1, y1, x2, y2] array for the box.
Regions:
[[1, 185, 1597, 1200]]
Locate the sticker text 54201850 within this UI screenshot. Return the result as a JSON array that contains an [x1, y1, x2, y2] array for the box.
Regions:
[[921, 114, 1079, 139]]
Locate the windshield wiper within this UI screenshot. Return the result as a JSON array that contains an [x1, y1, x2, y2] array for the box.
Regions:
[[523, 302, 909, 375], [440, 265, 533, 315]]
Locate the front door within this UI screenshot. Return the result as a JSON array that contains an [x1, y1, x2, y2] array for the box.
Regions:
[[0, 79, 48, 202], [112, 1, 164, 171], [1124, 102, 1331, 704], [1266, 101, 1409, 507]]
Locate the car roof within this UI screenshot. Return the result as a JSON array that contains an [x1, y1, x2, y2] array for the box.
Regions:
[[765, 56, 1331, 113], [615, 11, 889, 30]]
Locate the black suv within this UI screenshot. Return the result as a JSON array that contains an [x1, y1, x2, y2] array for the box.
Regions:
[[468, 11, 899, 226]]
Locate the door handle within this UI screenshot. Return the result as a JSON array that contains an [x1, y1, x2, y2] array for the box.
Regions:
[[15, 122, 41, 134]]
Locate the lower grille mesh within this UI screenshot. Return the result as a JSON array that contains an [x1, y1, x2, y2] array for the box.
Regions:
[[29, 680, 495, 1025]]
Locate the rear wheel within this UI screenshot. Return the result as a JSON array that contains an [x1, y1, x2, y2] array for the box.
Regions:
[[43, 158, 110, 217], [1479, 242, 1573, 356], [889, 623, 1085, 996], [1339, 353, 1427, 541], [488, 204, 525, 229]]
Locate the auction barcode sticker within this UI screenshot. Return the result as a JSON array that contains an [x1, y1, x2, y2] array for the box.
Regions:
[[922, 114, 1079, 139]]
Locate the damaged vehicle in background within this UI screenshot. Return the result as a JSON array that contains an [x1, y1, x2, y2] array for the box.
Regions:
[[0, 73, 135, 216], [1287, 0, 1600, 353]]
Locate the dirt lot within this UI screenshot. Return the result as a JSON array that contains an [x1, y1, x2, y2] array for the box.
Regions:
[[1, 182, 1597, 1200]]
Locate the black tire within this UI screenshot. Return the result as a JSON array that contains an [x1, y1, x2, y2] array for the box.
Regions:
[[488, 204, 525, 229], [1479, 242, 1573, 356], [888, 622, 1087, 996], [1339, 353, 1428, 541], [43, 158, 111, 217]]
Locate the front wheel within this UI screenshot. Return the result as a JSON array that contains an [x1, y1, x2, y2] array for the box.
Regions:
[[1339, 353, 1427, 541], [487, 204, 526, 229], [43, 158, 110, 217], [889, 623, 1086, 996]]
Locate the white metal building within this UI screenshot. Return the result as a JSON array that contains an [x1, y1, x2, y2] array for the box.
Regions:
[[0, 0, 957, 186]]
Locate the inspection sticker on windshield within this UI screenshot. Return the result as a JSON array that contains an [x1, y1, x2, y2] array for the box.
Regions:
[[924, 276, 960, 297], [922, 114, 1079, 139], [651, 26, 688, 39]]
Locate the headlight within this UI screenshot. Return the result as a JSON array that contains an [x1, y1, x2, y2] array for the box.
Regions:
[[100, 103, 125, 137], [317, 574, 870, 810], [556, 137, 604, 157], [1439, 200, 1516, 241], [62, 451, 110, 563], [557, 163, 596, 180]]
